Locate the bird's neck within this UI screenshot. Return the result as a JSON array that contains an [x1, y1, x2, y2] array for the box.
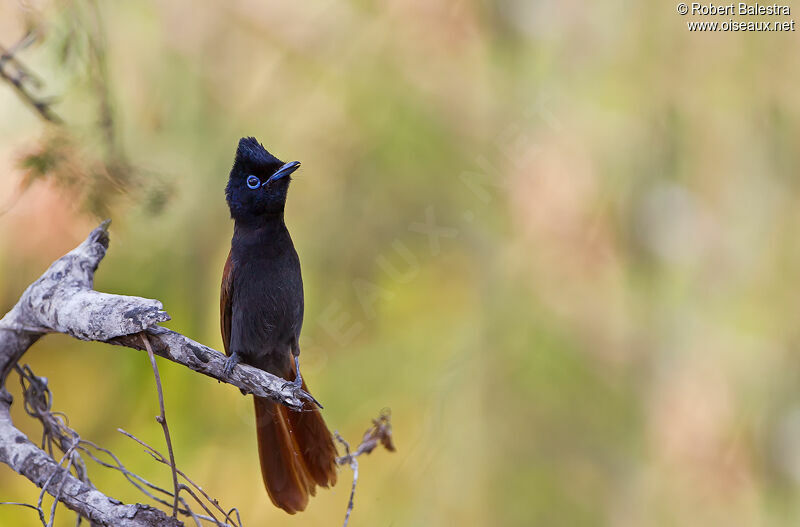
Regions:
[[232, 214, 291, 249]]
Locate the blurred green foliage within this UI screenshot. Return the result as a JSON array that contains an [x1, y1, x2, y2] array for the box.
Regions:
[[2, 1, 800, 526]]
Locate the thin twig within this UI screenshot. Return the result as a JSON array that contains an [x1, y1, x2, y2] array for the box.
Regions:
[[14, 362, 229, 525], [334, 432, 358, 527], [0, 32, 63, 124], [79, 439, 237, 526], [38, 443, 78, 527], [13, 357, 241, 525], [0, 31, 38, 73], [177, 494, 203, 527], [141, 334, 180, 519], [0, 501, 47, 524], [78, 444, 174, 505], [118, 428, 242, 527], [48, 451, 76, 527], [334, 410, 395, 527]]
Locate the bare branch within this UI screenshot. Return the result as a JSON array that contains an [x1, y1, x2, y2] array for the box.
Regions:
[[0, 221, 317, 525], [0, 221, 393, 526], [141, 335, 180, 518], [108, 328, 314, 411], [0, 401, 181, 527], [0, 220, 313, 409]]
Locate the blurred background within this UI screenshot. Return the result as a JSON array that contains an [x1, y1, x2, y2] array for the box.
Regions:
[[1, 1, 800, 525]]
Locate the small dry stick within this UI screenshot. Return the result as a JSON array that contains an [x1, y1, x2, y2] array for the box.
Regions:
[[0, 33, 63, 124], [334, 432, 357, 527], [335, 410, 395, 527], [48, 450, 75, 527], [79, 436, 239, 526], [141, 334, 180, 519], [118, 428, 243, 527], [0, 502, 46, 524]]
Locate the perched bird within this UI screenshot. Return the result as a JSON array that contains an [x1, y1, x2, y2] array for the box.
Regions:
[[220, 137, 337, 514]]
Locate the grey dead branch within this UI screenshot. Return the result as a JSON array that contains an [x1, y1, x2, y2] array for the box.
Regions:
[[0, 221, 393, 526]]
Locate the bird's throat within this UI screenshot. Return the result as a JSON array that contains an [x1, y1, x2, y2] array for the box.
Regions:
[[233, 215, 292, 251]]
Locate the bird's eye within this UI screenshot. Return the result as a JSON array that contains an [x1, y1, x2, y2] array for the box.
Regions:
[[246, 175, 261, 189]]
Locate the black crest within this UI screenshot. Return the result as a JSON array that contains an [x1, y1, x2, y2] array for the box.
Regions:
[[234, 137, 284, 170]]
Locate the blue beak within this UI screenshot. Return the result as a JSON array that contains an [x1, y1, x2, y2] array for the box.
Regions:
[[264, 161, 301, 185]]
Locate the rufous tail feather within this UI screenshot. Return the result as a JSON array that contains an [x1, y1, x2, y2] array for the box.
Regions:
[[253, 382, 337, 514]]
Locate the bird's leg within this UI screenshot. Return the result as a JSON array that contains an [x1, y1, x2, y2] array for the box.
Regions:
[[282, 355, 323, 409], [282, 355, 303, 391], [223, 351, 241, 377]]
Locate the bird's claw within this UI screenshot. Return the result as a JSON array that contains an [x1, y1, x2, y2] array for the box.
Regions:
[[295, 387, 324, 410], [281, 378, 323, 409], [282, 355, 323, 409], [223, 352, 241, 377], [280, 376, 303, 392]]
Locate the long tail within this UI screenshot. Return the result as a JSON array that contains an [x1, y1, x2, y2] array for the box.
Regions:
[[253, 382, 338, 514]]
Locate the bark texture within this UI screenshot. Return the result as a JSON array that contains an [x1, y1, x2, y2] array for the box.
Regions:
[[0, 221, 310, 526]]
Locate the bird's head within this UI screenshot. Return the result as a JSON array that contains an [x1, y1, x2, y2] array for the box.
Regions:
[[225, 137, 301, 221]]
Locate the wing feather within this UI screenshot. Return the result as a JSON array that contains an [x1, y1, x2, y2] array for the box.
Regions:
[[220, 250, 234, 356]]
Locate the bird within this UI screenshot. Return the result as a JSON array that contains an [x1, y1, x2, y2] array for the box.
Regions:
[[220, 137, 337, 514]]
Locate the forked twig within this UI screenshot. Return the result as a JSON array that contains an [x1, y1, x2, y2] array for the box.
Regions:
[[334, 433, 358, 527], [335, 410, 395, 527]]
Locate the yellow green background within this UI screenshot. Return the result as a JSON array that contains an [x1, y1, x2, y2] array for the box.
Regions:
[[2, 1, 800, 526]]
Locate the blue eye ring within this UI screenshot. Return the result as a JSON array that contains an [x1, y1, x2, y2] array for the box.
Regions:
[[246, 175, 260, 189]]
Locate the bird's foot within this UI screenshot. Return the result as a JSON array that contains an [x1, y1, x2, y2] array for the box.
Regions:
[[281, 355, 323, 410], [223, 352, 241, 377]]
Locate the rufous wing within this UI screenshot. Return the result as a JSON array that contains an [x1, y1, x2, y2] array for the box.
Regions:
[[220, 250, 234, 356]]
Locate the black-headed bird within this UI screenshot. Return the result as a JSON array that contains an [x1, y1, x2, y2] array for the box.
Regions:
[[220, 137, 337, 514]]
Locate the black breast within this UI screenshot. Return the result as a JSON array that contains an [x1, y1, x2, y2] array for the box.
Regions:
[[229, 220, 304, 376]]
